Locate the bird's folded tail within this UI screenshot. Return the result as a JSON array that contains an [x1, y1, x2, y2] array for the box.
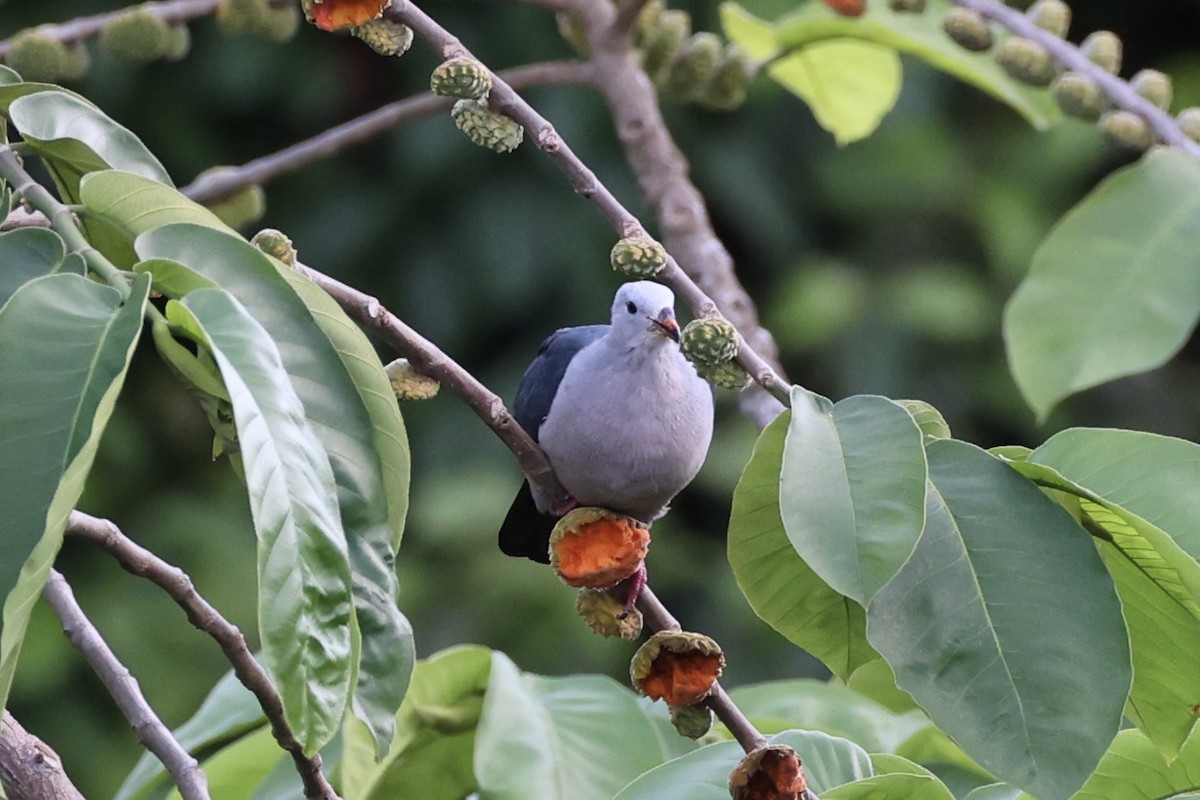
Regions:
[[497, 482, 555, 563]]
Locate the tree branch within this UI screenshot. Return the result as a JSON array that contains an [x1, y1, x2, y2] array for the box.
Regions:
[[385, 0, 793, 411], [952, 0, 1200, 156], [65, 511, 340, 800], [181, 59, 598, 204], [40, 569, 209, 800], [0, 712, 85, 800]]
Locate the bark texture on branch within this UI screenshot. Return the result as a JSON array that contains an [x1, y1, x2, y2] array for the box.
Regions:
[[0, 711, 85, 800]]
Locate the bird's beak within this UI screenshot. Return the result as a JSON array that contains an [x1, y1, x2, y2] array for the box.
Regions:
[[649, 309, 680, 342]]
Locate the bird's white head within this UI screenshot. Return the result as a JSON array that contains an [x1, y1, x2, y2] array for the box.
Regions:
[[609, 281, 680, 347]]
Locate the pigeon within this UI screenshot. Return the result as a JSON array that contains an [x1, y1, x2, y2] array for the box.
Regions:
[[498, 281, 715, 571]]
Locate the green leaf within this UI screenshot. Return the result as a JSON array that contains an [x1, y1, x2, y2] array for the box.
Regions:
[[781, 390, 926, 606], [1018, 728, 1200, 800], [0, 65, 19, 84], [1004, 149, 1200, 419], [0, 226, 66, 308], [895, 399, 951, 444], [844, 658, 917, 714], [768, 0, 1060, 129], [963, 785, 1020, 800], [824, 753, 955, 800], [343, 645, 492, 800], [0, 273, 148, 712], [867, 440, 1131, 800], [613, 730, 874, 800], [134, 257, 221, 298], [7, 91, 171, 203], [165, 727, 285, 800], [474, 653, 670, 800], [78, 170, 231, 267], [138, 223, 413, 754], [176, 288, 354, 754], [728, 411, 879, 678], [117, 668, 267, 800]]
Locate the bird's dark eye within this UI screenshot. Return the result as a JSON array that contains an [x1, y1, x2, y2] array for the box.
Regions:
[[626, 301, 637, 315]]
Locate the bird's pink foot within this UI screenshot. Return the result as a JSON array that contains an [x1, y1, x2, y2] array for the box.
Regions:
[[552, 497, 580, 516], [617, 562, 647, 619]]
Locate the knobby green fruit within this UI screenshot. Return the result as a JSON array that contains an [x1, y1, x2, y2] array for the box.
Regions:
[[1081, 30, 1122, 75], [216, 0, 300, 42], [351, 19, 413, 57], [888, 0, 926, 12], [641, 9, 691, 83], [699, 44, 753, 111], [664, 32, 722, 102], [431, 57, 492, 100], [165, 25, 191, 62], [250, 228, 297, 265], [633, 0, 666, 48], [1052, 71, 1106, 121], [942, 7, 994, 53], [385, 358, 440, 401], [1178, 107, 1200, 143], [1130, 68, 1173, 111], [451, 99, 523, 153], [995, 36, 1057, 87], [681, 317, 740, 365], [1100, 110, 1154, 151], [575, 588, 643, 640], [1026, 0, 1070, 38], [694, 359, 753, 391], [99, 9, 174, 62], [669, 703, 714, 740], [5, 31, 74, 83], [610, 236, 667, 278]]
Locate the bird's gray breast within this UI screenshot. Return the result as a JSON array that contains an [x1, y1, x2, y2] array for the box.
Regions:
[[537, 341, 714, 520]]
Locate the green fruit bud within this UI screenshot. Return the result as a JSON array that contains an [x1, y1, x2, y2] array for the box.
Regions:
[[942, 8, 993, 53], [351, 19, 413, 57], [217, 0, 299, 42], [633, 0, 666, 48], [1081, 30, 1121, 75], [385, 358, 440, 401], [6, 30, 72, 83], [575, 588, 642, 640], [60, 43, 92, 81], [611, 236, 667, 277], [555, 12, 590, 56], [451, 99, 524, 153], [1100, 110, 1154, 151], [1130, 68, 1172, 111], [206, 183, 267, 230], [995, 36, 1057, 87], [1026, 0, 1070, 38], [251, 228, 297, 265], [641, 9, 691, 84], [663, 32, 722, 102], [165, 25, 191, 62], [1052, 71, 1106, 121], [260, 4, 301, 42], [431, 57, 492, 100], [669, 703, 714, 740], [698, 44, 753, 112], [1178, 107, 1200, 143], [99, 9, 174, 63], [888, 0, 926, 12], [693, 359, 753, 391], [681, 317, 739, 365]]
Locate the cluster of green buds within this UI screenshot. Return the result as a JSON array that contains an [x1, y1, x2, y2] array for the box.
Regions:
[[633, 1, 755, 111], [930, 0, 1200, 152], [350, 18, 413, 56], [610, 236, 667, 278], [98, 8, 192, 63], [681, 315, 752, 391], [217, 0, 301, 42], [430, 57, 524, 153], [3, 30, 90, 83]]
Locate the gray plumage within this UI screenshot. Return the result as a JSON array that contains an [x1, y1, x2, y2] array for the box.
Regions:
[[499, 281, 714, 561]]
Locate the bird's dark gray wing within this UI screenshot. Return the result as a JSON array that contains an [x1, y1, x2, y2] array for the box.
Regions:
[[500, 324, 607, 562]]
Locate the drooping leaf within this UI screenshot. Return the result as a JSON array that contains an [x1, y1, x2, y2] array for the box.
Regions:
[[1017, 728, 1200, 800], [824, 753, 955, 800], [781, 389, 926, 606], [117, 668, 267, 800], [7, 90, 171, 204], [613, 730, 874, 800], [1004, 149, 1200, 419], [0, 273, 148, 711], [139, 223, 413, 754], [728, 412, 879, 678], [473, 653, 669, 800], [867, 440, 1131, 800], [0, 226, 66, 308], [174, 289, 354, 754]]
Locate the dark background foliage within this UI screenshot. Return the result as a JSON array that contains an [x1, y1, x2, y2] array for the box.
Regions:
[[3, 0, 1199, 793]]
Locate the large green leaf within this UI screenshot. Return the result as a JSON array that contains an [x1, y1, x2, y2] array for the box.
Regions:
[[7, 90, 171, 204], [78, 170, 231, 267], [824, 753, 955, 800], [867, 440, 1131, 800], [0, 226, 66, 308], [139, 223, 413, 755], [781, 389, 926, 605], [728, 412, 879, 678], [1004, 149, 1200, 419], [964, 785, 1021, 800], [175, 288, 353, 753], [164, 727, 284, 800], [613, 730, 874, 800], [342, 645, 492, 800], [0, 272, 148, 711], [473, 653, 668, 800], [117, 667, 267, 800], [1017, 728, 1200, 800]]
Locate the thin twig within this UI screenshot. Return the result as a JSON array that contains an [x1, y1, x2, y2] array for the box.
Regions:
[[41, 570, 209, 800], [952, 0, 1200, 156], [0, 711, 85, 800], [182, 59, 598, 204], [66, 511, 340, 800], [385, 0, 794, 410]]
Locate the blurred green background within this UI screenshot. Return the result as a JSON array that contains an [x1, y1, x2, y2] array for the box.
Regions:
[[4, 0, 1200, 794]]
